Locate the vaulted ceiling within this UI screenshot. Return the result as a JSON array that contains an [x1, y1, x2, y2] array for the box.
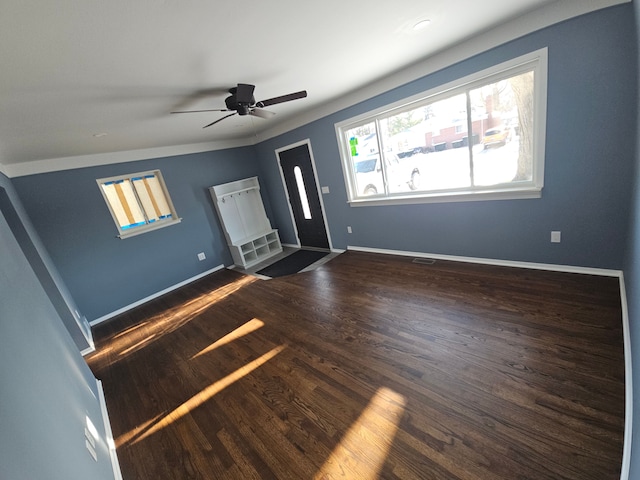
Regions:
[[0, 0, 627, 175]]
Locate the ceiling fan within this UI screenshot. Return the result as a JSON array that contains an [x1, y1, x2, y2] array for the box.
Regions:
[[171, 83, 307, 128]]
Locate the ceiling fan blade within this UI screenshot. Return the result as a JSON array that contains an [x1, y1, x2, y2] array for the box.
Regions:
[[203, 112, 237, 128], [235, 83, 255, 104], [256, 90, 307, 108], [171, 87, 234, 111], [171, 109, 230, 114], [250, 108, 276, 119]]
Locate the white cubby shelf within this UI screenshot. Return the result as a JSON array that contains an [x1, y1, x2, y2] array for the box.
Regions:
[[210, 177, 282, 268]]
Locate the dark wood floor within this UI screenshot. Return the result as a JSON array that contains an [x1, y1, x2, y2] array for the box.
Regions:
[[86, 251, 626, 480]]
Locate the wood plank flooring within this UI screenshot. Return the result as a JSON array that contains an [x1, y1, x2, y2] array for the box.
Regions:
[[86, 251, 626, 480]]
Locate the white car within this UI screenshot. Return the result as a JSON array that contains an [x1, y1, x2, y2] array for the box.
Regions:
[[354, 153, 420, 196]]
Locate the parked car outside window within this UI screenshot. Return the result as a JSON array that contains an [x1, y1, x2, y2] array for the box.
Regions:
[[482, 127, 510, 149], [355, 152, 420, 196]]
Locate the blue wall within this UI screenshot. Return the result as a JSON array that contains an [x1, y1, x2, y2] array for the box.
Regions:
[[0, 173, 91, 350], [257, 5, 636, 270], [625, 2, 640, 478], [10, 7, 638, 323], [0, 172, 117, 479], [12, 147, 269, 321], [5, 3, 639, 476]]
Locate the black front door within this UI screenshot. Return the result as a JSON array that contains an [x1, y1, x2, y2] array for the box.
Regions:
[[278, 143, 330, 249]]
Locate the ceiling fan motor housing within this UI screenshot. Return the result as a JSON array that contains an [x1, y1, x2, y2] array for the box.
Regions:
[[171, 83, 306, 127], [225, 94, 254, 115]]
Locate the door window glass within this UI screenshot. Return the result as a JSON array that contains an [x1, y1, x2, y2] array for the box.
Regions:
[[294, 166, 312, 219]]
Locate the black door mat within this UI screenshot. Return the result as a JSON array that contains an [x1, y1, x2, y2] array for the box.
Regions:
[[256, 250, 328, 278]]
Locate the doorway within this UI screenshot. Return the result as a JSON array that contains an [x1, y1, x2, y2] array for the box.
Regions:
[[277, 140, 331, 250]]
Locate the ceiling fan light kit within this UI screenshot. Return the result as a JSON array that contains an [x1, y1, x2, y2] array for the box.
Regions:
[[171, 83, 307, 128]]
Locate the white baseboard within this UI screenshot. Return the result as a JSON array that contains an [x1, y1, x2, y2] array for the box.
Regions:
[[81, 344, 95, 356], [618, 274, 633, 480], [89, 264, 225, 326], [348, 244, 631, 480], [97, 379, 123, 480], [347, 245, 622, 277], [85, 246, 632, 480]]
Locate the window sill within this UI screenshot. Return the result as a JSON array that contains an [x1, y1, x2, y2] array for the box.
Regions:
[[348, 187, 542, 207], [117, 218, 182, 239]]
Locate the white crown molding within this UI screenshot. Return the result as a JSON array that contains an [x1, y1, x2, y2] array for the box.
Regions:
[[4, 139, 252, 178], [255, 0, 630, 144], [6, 0, 629, 177]]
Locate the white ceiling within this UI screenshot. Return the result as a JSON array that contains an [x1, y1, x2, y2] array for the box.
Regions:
[[0, 0, 627, 175]]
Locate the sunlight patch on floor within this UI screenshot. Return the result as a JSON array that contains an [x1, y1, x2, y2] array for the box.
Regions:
[[314, 387, 406, 480], [191, 318, 265, 359], [89, 275, 256, 363], [131, 344, 287, 445], [115, 413, 165, 448]]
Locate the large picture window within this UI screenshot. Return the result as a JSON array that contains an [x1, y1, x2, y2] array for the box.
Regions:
[[97, 170, 181, 238], [336, 49, 547, 205]]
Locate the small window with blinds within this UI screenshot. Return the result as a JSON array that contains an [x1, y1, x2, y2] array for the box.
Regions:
[[97, 170, 181, 238]]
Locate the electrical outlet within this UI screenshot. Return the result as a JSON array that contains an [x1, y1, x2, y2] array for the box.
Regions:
[[347, 226, 352, 234], [85, 438, 98, 461], [551, 231, 561, 243], [85, 416, 99, 462], [321, 186, 330, 194], [197, 252, 206, 261]]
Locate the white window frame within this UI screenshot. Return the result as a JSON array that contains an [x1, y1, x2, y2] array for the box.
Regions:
[[96, 169, 181, 238], [335, 48, 548, 206]]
